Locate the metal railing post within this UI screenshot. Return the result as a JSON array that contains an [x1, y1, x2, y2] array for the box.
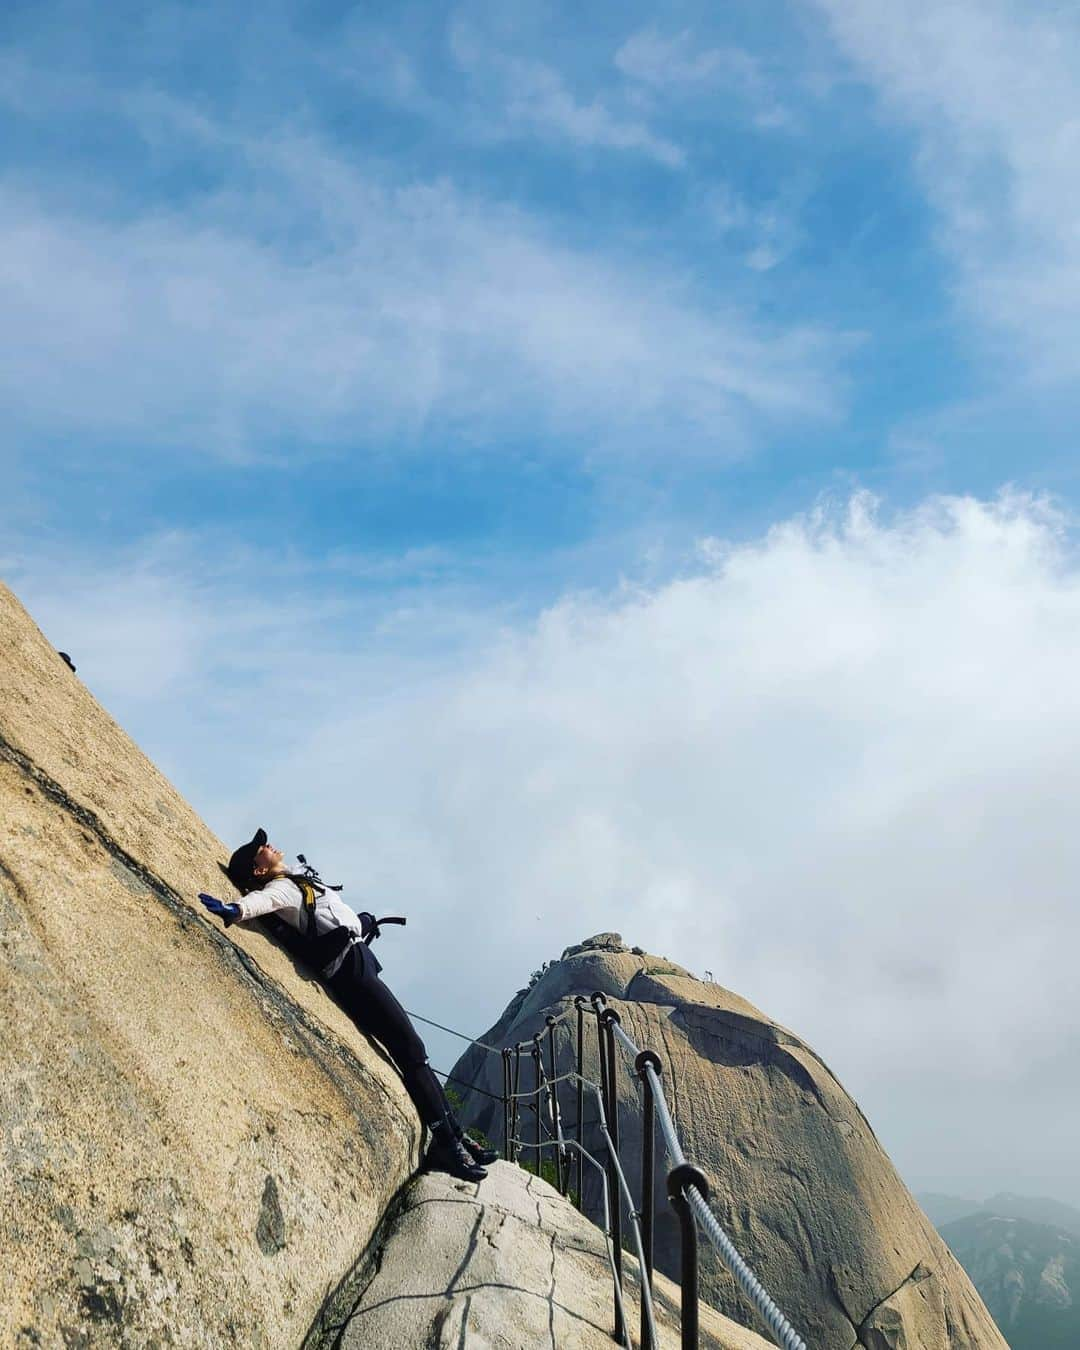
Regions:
[[510, 1046, 522, 1163], [591, 993, 610, 1127], [636, 1049, 662, 1350], [574, 995, 586, 1205], [502, 1048, 512, 1163], [668, 1163, 710, 1350], [545, 1016, 567, 1194], [602, 1010, 622, 1176], [599, 1006, 624, 1346], [532, 1038, 543, 1172]]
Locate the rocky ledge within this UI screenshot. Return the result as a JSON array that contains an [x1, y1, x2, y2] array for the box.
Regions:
[[313, 1161, 772, 1350]]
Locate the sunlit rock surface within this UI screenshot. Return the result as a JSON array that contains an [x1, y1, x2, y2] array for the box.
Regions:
[[319, 1161, 772, 1350], [0, 582, 419, 1346]]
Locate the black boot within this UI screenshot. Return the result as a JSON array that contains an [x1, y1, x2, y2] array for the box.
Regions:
[[426, 1117, 487, 1183], [451, 1117, 499, 1166]]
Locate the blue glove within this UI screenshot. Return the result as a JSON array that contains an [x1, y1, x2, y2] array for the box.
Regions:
[[357, 910, 378, 939], [199, 893, 241, 927]]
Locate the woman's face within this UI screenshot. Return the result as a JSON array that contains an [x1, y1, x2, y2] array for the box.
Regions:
[[252, 842, 285, 879]]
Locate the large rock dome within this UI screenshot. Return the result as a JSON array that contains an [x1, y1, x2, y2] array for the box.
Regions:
[[451, 934, 1007, 1349]]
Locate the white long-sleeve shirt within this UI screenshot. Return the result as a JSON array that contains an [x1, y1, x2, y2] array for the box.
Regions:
[[237, 869, 365, 978]]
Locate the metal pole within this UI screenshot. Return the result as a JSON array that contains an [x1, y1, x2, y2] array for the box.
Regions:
[[574, 996, 586, 1206], [636, 1050, 662, 1350], [668, 1163, 709, 1350], [603, 1012, 621, 1164], [600, 1007, 624, 1346], [592, 995, 610, 1138], [546, 1016, 566, 1195], [510, 1047, 522, 1163], [502, 1048, 512, 1163], [532, 1040, 543, 1174]]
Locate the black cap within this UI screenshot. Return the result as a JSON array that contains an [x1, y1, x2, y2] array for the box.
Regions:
[[225, 827, 267, 893]]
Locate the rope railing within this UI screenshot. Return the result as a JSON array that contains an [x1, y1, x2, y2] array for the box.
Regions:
[[417, 989, 810, 1350]]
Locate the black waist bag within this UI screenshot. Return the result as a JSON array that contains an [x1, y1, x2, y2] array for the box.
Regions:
[[258, 912, 359, 974], [258, 877, 362, 977], [307, 924, 358, 971]]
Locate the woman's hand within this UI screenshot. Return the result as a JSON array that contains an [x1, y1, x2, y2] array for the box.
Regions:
[[199, 893, 241, 927]]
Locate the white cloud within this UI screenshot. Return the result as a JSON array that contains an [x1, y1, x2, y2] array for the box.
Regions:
[[814, 0, 1080, 377], [503, 61, 685, 167], [615, 27, 793, 130], [294, 489, 1080, 1203], [0, 115, 838, 462], [13, 488, 1080, 1201], [448, 23, 685, 167], [615, 27, 759, 92], [318, 11, 688, 166], [708, 185, 805, 272]]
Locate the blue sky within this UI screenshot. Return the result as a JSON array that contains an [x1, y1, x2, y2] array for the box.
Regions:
[[5, 1, 1080, 1206], [2, 0, 998, 564]]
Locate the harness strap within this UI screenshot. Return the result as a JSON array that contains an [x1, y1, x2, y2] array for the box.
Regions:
[[297, 879, 319, 940], [297, 855, 343, 892]]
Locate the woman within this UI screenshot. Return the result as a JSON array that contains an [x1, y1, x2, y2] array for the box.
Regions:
[[199, 828, 494, 1184]]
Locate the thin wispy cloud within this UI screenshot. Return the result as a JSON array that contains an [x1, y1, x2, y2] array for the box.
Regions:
[[0, 118, 840, 461], [707, 184, 805, 272], [616, 27, 760, 94], [815, 0, 1080, 377], [448, 21, 686, 167], [616, 26, 793, 130]]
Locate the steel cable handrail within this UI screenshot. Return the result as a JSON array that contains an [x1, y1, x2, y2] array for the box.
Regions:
[[502, 1068, 582, 1099], [540, 1036, 571, 1180], [609, 1021, 685, 1165], [576, 1074, 660, 1349], [420, 1004, 657, 1345], [609, 1018, 808, 1350], [430, 1066, 506, 1104], [410, 997, 812, 1349], [513, 1004, 574, 1049], [530, 1057, 660, 1350], [684, 1188, 808, 1350], [406, 1008, 504, 1053], [509, 1132, 632, 1350]]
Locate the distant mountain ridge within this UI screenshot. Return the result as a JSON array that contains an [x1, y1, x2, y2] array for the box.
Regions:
[[918, 1191, 1080, 1350], [939, 1212, 1079, 1350], [918, 1193, 983, 1228], [918, 1191, 1080, 1236], [982, 1193, 1080, 1237]]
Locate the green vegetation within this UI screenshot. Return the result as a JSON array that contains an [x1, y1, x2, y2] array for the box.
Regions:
[[528, 960, 553, 988], [517, 1156, 581, 1211], [443, 1082, 497, 1153]]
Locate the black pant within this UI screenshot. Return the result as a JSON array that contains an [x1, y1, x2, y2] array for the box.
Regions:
[[328, 941, 448, 1127]]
